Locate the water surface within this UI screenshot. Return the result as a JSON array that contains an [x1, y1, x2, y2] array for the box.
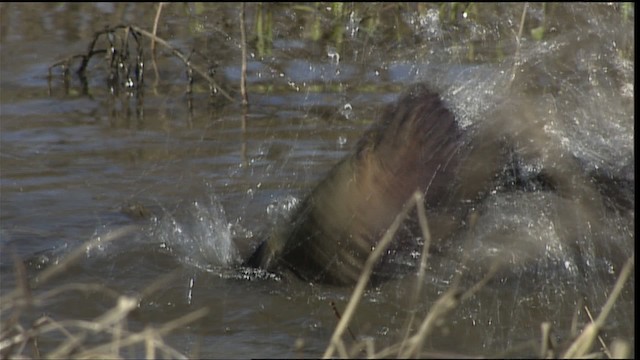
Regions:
[[0, 3, 634, 358]]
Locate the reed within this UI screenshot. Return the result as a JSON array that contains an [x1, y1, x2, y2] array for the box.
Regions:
[[0, 226, 208, 359]]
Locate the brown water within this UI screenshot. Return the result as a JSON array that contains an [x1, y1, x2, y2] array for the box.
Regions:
[[0, 3, 634, 358]]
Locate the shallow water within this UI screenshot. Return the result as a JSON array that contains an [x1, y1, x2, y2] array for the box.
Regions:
[[0, 3, 634, 358]]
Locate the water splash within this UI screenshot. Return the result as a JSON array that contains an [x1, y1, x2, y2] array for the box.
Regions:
[[152, 193, 240, 269]]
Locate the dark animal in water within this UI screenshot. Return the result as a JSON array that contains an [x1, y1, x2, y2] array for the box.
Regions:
[[245, 84, 465, 285], [245, 83, 632, 285]]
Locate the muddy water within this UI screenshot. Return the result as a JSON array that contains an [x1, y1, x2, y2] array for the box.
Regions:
[[0, 3, 634, 358]]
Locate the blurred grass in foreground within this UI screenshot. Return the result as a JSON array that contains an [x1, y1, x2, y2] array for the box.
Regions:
[[0, 226, 208, 359], [0, 196, 633, 359]]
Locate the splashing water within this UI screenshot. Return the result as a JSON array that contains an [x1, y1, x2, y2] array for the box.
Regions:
[[152, 193, 240, 269]]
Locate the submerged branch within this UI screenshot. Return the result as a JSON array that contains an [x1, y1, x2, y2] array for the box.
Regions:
[[128, 25, 234, 102], [49, 24, 234, 102]]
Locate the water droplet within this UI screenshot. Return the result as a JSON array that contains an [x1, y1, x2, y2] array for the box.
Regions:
[[327, 47, 340, 65], [337, 135, 347, 147], [340, 103, 353, 119], [187, 277, 195, 304]]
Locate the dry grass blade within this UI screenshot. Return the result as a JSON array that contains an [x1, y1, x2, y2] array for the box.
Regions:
[[609, 339, 631, 359], [323, 191, 423, 359], [150, 3, 165, 55], [150, 2, 165, 90], [73, 307, 209, 359], [33, 225, 138, 289], [400, 191, 433, 346], [323, 188, 501, 359], [398, 287, 463, 358], [0, 250, 33, 339], [46, 296, 139, 359], [0, 224, 206, 359], [397, 264, 496, 359], [562, 256, 634, 358], [0, 228, 132, 357], [1, 225, 137, 311], [540, 321, 553, 358]]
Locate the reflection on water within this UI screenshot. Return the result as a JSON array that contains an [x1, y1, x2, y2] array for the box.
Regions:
[[0, 3, 634, 358]]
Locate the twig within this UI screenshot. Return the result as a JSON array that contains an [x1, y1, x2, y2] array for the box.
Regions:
[[330, 301, 356, 341], [128, 25, 234, 101], [50, 24, 234, 102]]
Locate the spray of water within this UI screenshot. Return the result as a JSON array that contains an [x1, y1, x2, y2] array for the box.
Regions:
[[152, 192, 240, 269]]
